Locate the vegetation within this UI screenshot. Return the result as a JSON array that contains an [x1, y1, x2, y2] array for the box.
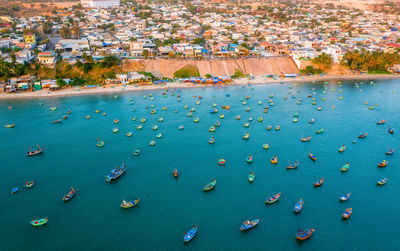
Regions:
[[300, 66, 323, 75], [312, 53, 333, 72], [341, 50, 400, 72], [231, 69, 245, 79], [173, 65, 200, 78]]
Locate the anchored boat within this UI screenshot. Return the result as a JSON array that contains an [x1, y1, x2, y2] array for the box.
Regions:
[[183, 225, 198, 243], [63, 187, 76, 202], [266, 192, 281, 204], [105, 164, 126, 182], [26, 146, 43, 157], [121, 199, 139, 208], [294, 199, 304, 213], [239, 219, 259, 231], [296, 229, 314, 240], [203, 179, 216, 191], [30, 218, 48, 227], [339, 193, 351, 202]]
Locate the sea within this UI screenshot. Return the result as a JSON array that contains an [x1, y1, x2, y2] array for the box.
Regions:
[[1, 79, 399, 251]]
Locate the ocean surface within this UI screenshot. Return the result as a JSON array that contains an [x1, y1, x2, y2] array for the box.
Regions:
[[1, 79, 400, 250]]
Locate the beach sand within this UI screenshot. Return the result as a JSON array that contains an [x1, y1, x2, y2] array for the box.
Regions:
[[0, 74, 398, 100]]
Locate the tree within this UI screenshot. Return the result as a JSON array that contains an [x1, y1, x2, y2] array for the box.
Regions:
[[72, 25, 81, 39], [173, 65, 200, 78], [193, 37, 205, 45], [232, 69, 245, 78], [312, 53, 333, 72], [60, 25, 71, 39]]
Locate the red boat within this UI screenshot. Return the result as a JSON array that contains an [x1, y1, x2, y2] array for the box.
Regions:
[[314, 179, 323, 187]]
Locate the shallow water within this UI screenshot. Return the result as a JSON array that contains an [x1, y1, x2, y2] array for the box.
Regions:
[[1, 79, 399, 250]]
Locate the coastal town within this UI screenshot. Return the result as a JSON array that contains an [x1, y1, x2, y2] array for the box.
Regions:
[[0, 0, 399, 93]]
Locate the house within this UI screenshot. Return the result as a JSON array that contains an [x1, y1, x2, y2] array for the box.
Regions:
[[38, 52, 56, 65], [323, 45, 343, 63], [129, 41, 143, 56], [55, 39, 90, 53]]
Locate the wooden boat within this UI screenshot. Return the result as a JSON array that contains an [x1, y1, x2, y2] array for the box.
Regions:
[[263, 143, 270, 149], [173, 169, 178, 178], [257, 117, 263, 122], [158, 117, 164, 122], [377, 178, 388, 185], [308, 118, 315, 124], [301, 136, 311, 142], [149, 140, 156, 146], [275, 125, 280, 130], [314, 179, 324, 187], [30, 218, 48, 226], [50, 106, 57, 111], [358, 133, 368, 138], [293, 118, 298, 123], [386, 149, 394, 155], [294, 199, 304, 213], [126, 132, 132, 137], [342, 208, 352, 219], [4, 123, 15, 128], [85, 115, 91, 119], [378, 160, 388, 167], [271, 156, 278, 164], [218, 159, 226, 165], [239, 219, 259, 231], [67, 110, 72, 114], [209, 126, 216, 132], [266, 125, 272, 130], [246, 155, 253, 163], [156, 133, 162, 138], [248, 172, 255, 183], [183, 225, 198, 243], [219, 114, 225, 119], [338, 145, 346, 153], [120, 199, 139, 208], [96, 140, 104, 147], [341, 163, 350, 172], [63, 187, 76, 202], [209, 137, 215, 144], [193, 117, 199, 123], [266, 192, 281, 204], [62, 115, 68, 120], [286, 161, 299, 169], [140, 118, 146, 123], [112, 128, 119, 133], [296, 229, 314, 240], [244, 122, 250, 128], [133, 149, 140, 156], [376, 120, 386, 124], [388, 128, 394, 134], [203, 179, 216, 191], [178, 125, 184, 130], [51, 119, 62, 124], [315, 128, 324, 134], [8, 105, 14, 110], [242, 132, 250, 140], [95, 110, 101, 113], [236, 115, 241, 120], [339, 193, 351, 202], [26, 146, 43, 156], [105, 164, 126, 182], [114, 119, 119, 124], [25, 181, 34, 188], [137, 125, 143, 130], [309, 153, 316, 161], [11, 187, 19, 194]]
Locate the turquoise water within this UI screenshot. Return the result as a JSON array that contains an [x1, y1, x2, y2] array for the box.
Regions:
[[1, 79, 400, 250]]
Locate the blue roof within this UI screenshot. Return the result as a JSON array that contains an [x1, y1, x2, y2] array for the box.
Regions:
[[201, 49, 208, 53]]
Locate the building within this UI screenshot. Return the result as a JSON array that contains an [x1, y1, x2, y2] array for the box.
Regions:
[[55, 39, 90, 53], [38, 52, 56, 65], [81, 0, 120, 8], [24, 34, 36, 44]]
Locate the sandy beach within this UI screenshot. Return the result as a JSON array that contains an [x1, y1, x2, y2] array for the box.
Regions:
[[0, 74, 398, 100]]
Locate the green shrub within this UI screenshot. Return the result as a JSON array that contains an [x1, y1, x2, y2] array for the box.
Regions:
[[232, 69, 245, 78], [173, 65, 200, 78]]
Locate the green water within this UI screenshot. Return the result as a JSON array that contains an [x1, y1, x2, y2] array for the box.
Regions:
[[1, 80, 400, 250]]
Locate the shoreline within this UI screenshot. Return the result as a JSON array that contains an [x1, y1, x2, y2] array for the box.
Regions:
[[0, 74, 398, 100]]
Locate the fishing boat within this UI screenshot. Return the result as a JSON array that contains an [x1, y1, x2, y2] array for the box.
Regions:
[[388, 128, 394, 134], [67, 110, 72, 114], [209, 126, 216, 132], [358, 133, 368, 138], [51, 119, 62, 124], [266, 125, 272, 130], [158, 117, 164, 122], [377, 178, 388, 185], [314, 178, 324, 187], [214, 122, 221, 127], [342, 208, 352, 219], [95, 110, 101, 113], [105, 164, 126, 182], [386, 149, 394, 155], [25, 181, 34, 188], [296, 229, 314, 240], [219, 114, 225, 119], [26, 146, 43, 156], [301, 136, 311, 142], [218, 159, 226, 165], [248, 172, 255, 183], [112, 128, 119, 133], [121, 199, 139, 209], [236, 115, 241, 120], [85, 115, 91, 119], [309, 153, 316, 161], [239, 219, 259, 231], [242, 132, 250, 140], [96, 140, 105, 147], [156, 133, 162, 138], [286, 161, 299, 169], [137, 125, 143, 130], [275, 125, 280, 130], [50, 106, 57, 111], [341, 163, 350, 172], [263, 143, 270, 149], [30, 218, 48, 227], [4, 123, 15, 128], [11, 187, 18, 194], [63, 187, 76, 202], [317, 107, 322, 111], [140, 118, 146, 123], [265, 192, 281, 204], [377, 120, 386, 124], [133, 149, 140, 156], [62, 115, 68, 120], [203, 179, 216, 191], [378, 160, 388, 167], [126, 132, 132, 137], [173, 169, 178, 178], [338, 145, 346, 153], [114, 119, 119, 124], [294, 199, 304, 213], [149, 140, 156, 146], [183, 225, 198, 243], [339, 193, 351, 202], [309, 118, 315, 124], [315, 128, 324, 134], [244, 122, 250, 128], [178, 125, 184, 130], [271, 156, 278, 164], [209, 137, 215, 144], [193, 117, 199, 123], [152, 125, 158, 130], [246, 154, 253, 163]]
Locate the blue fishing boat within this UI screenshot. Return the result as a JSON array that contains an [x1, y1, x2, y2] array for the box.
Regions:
[[339, 193, 351, 202], [105, 164, 126, 182], [183, 225, 198, 243], [296, 229, 314, 240], [386, 149, 394, 155], [11, 187, 18, 194], [239, 219, 259, 231], [294, 199, 304, 213]]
